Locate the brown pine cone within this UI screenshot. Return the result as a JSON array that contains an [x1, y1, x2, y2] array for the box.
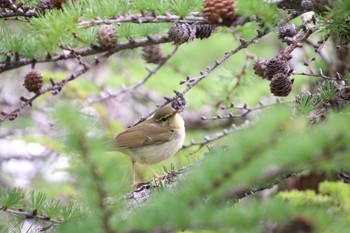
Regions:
[[277, 0, 302, 10], [311, 0, 333, 12], [168, 23, 196, 44], [142, 45, 164, 64], [265, 57, 290, 80], [53, 0, 67, 3], [270, 73, 293, 97], [274, 216, 313, 233], [0, 0, 11, 8], [278, 24, 297, 40], [23, 71, 44, 93], [203, 0, 237, 26], [253, 58, 268, 79], [97, 25, 117, 48], [195, 24, 215, 39], [36, 0, 60, 13]]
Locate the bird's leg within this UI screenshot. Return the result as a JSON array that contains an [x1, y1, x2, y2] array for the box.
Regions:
[[144, 163, 163, 179], [131, 160, 137, 187]]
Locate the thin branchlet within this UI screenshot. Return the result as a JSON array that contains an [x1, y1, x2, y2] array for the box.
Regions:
[[87, 45, 179, 105]]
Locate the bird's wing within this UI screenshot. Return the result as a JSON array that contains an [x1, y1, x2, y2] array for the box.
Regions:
[[114, 122, 174, 148]]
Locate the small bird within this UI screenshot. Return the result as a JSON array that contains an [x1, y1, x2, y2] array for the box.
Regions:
[[114, 106, 185, 186]]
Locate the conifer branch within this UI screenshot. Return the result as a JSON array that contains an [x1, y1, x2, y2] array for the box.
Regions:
[[0, 36, 173, 123], [126, 167, 189, 204], [224, 170, 295, 200], [0, 51, 113, 124], [77, 139, 115, 233], [0, 0, 34, 19], [78, 13, 208, 28], [0, 206, 64, 224], [0, 10, 36, 18], [0, 34, 171, 73]]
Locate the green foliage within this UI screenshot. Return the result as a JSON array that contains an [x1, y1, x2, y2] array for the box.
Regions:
[[317, 81, 338, 101], [295, 92, 321, 114], [131, 0, 168, 13], [0, 188, 26, 208], [237, 0, 282, 27], [317, 0, 350, 42], [0, 225, 9, 232], [51, 104, 129, 230], [114, 106, 350, 232], [2, 95, 350, 232], [340, 72, 350, 85], [324, 15, 350, 42], [0, 188, 83, 231], [89, 0, 129, 17], [279, 181, 350, 215], [0, 0, 201, 57], [0, 25, 39, 57], [30, 2, 84, 54], [17, 104, 350, 232], [170, 0, 203, 17], [30, 191, 47, 210]]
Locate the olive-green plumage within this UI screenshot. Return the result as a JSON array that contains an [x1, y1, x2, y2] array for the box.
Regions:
[[114, 106, 185, 186]]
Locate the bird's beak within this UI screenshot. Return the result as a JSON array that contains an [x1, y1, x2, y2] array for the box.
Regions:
[[172, 109, 180, 116]]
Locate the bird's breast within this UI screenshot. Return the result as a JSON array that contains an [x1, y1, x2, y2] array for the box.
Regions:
[[126, 126, 185, 164]]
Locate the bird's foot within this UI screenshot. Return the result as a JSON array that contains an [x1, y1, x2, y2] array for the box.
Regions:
[[132, 181, 149, 189], [131, 181, 139, 189], [154, 172, 171, 182]]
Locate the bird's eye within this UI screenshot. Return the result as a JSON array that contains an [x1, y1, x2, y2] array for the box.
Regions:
[[160, 117, 167, 122]]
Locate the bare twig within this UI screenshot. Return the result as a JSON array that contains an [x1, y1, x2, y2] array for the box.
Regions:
[[133, 30, 271, 126], [201, 101, 284, 121], [221, 50, 255, 103], [0, 154, 49, 162], [305, 36, 330, 64], [182, 121, 250, 158], [292, 69, 333, 80], [87, 45, 180, 105]]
